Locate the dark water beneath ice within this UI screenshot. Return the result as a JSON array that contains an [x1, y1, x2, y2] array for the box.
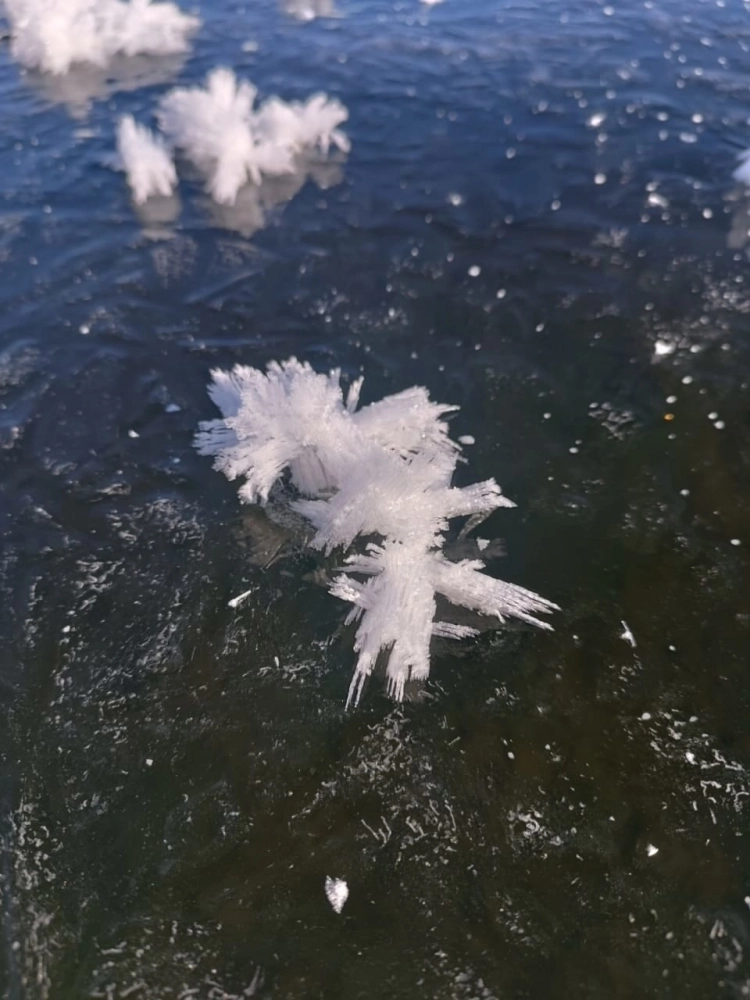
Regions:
[[1, 0, 750, 996]]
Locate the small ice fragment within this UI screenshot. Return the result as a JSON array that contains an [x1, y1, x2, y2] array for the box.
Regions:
[[325, 876, 349, 913], [685, 751, 696, 764], [730, 538, 741, 546], [146, 758, 154, 767], [458, 435, 475, 445], [477, 538, 489, 551], [447, 192, 463, 206], [588, 112, 606, 128], [228, 587, 254, 608], [62, 625, 71, 633], [165, 403, 181, 413], [714, 420, 725, 430], [641, 712, 651, 721], [468, 265, 481, 277], [708, 412, 718, 420], [646, 844, 659, 857], [678, 132, 698, 144], [666, 395, 677, 404], [594, 172, 606, 185], [569, 446, 579, 454], [681, 375, 693, 384], [496, 288, 506, 299], [242, 40, 259, 52], [128, 429, 139, 438], [79, 324, 90, 335], [745, 896, 750, 910]]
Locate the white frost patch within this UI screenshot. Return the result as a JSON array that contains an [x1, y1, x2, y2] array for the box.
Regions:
[[646, 843, 659, 857], [5, 0, 200, 76], [157, 68, 349, 205], [116, 114, 176, 203], [324, 876, 349, 913], [195, 358, 557, 704]]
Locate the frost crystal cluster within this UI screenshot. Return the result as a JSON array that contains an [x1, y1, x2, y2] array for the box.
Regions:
[[4, 0, 200, 76], [157, 68, 350, 205], [196, 359, 557, 705]]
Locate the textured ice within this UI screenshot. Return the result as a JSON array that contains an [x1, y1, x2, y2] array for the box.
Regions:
[[158, 68, 349, 205], [5, 0, 200, 76], [116, 114, 177, 203], [196, 359, 557, 705]]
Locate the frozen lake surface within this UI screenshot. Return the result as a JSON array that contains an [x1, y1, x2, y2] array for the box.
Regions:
[[1, 0, 750, 996]]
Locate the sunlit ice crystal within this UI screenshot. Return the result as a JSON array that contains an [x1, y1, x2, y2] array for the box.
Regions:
[[196, 358, 558, 704]]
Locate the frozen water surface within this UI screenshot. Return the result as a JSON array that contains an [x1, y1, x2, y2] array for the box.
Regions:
[[1, 0, 750, 997]]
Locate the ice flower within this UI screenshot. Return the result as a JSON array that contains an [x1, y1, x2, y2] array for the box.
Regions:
[[116, 114, 177, 203], [4, 0, 199, 76], [157, 69, 350, 205], [197, 358, 557, 704]]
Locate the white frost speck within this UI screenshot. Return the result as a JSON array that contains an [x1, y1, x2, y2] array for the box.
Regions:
[[646, 844, 659, 857], [468, 265, 481, 277], [458, 435, 475, 445], [325, 876, 349, 913]]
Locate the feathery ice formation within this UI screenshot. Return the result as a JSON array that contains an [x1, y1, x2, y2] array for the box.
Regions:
[[116, 114, 177, 203], [157, 68, 350, 205], [4, 0, 200, 76], [196, 359, 557, 706]]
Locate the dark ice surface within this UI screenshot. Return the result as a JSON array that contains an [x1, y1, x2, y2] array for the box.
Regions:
[[1, 0, 749, 996]]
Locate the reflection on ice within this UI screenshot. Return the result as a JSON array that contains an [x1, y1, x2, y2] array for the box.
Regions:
[[280, 0, 338, 22], [204, 153, 345, 237], [727, 193, 750, 255], [26, 51, 188, 119]]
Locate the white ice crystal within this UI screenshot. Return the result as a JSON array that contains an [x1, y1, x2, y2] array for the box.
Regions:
[[324, 876, 348, 913], [116, 114, 177, 203], [157, 69, 349, 205], [4, 0, 200, 76], [196, 358, 557, 705]]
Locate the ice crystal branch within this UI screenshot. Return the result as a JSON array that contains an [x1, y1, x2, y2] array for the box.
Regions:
[[196, 358, 558, 705]]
